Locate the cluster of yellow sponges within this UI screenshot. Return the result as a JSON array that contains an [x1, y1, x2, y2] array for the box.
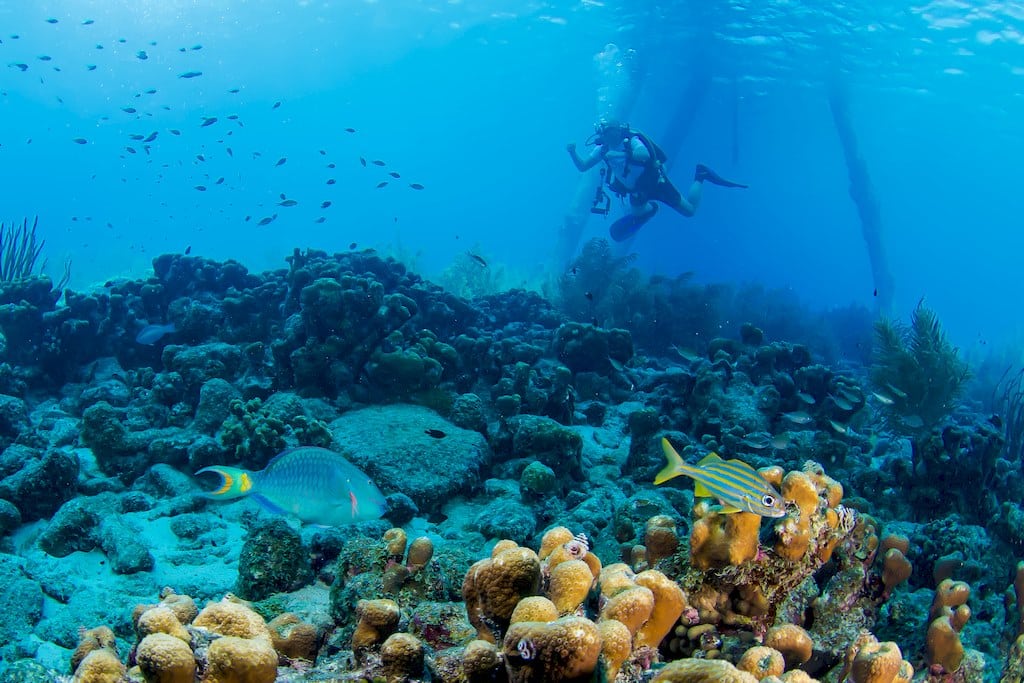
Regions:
[[69, 588, 321, 683], [649, 626, 912, 683], [460, 525, 686, 681]]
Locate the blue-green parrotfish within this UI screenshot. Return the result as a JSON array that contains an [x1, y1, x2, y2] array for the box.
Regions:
[[196, 447, 386, 526], [654, 438, 787, 517]]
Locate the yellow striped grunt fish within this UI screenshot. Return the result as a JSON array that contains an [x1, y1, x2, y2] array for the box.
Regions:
[[654, 438, 787, 517], [196, 446, 386, 526]]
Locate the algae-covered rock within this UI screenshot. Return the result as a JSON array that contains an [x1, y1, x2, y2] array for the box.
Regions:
[[520, 461, 556, 496], [501, 414, 583, 482], [0, 394, 28, 445], [474, 498, 537, 545], [0, 497, 20, 536], [0, 659, 53, 683], [0, 554, 44, 664], [553, 322, 633, 375], [329, 404, 489, 513], [450, 393, 487, 433], [193, 377, 240, 434], [236, 518, 314, 601], [0, 447, 78, 522]]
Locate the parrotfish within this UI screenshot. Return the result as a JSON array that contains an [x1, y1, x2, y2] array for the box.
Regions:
[[135, 322, 176, 345], [196, 447, 386, 526], [654, 438, 787, 517]]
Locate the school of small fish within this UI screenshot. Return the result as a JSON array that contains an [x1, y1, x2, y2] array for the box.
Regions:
[[1, 13, 429, 254]]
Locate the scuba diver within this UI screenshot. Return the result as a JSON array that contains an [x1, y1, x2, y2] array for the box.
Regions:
[[567, 120, 747, 241]]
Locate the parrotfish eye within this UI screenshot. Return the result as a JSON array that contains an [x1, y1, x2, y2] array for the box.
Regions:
[[761, 494, 776, 508]]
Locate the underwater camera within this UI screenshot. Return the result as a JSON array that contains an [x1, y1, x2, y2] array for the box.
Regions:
[[591, 168, 611, 216]]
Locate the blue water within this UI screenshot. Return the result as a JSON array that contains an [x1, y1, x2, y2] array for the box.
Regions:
[[1, 1, 1021, 348]]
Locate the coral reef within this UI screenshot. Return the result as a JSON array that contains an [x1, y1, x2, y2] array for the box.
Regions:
[[0, 247, 1018, 683], [870, 302, 970, 433]]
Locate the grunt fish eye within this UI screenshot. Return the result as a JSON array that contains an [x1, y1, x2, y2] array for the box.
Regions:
[[761, 494, 776, 507]]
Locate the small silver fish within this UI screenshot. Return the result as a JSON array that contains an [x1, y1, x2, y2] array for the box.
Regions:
[[782, 411, 813, 425], [885, 382, 908, 399], [740, 433, 771, 450], [135, 322, 176, 345], [196, 447, 386, 526], [871, 391, 895, 405], [796, 391, 816, 405], [831, 395, 854, 411], [828, 419, 848, 435], [670, 345, 701, 363]]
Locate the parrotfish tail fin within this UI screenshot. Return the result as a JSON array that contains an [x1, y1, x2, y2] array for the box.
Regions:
[[655, 438, 686, 485], [195, 466, 255, 500]]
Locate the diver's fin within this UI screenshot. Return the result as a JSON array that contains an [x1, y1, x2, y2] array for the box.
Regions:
[[654, 437, 684, 485], [695, 163, 748, 188], [609, 204, 658, 242]]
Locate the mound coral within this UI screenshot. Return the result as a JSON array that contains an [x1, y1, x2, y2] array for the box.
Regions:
[[205, 635, 278, 683], [135, 632, 196, 683], [502, 616, 602, 682]]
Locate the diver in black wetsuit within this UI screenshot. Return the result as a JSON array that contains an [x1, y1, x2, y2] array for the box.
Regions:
[[567, 120, 747, 241]]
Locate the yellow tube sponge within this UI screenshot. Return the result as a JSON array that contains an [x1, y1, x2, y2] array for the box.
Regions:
[[651, 658, 759, 682], [926, 616, 965, 674], [204, 635, 278, 683], [850, 639, 913, 683], [690, 509, 761, 569], [881, 548, 912, 594], [502, 616, 601, 682], [548, 559, 594, 614], [136, 632, 196, 683], [644, 515, 680, 566], [634, 569, 686, 649], [407, 536, 434, 570], [765, 624, 813, 669]]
